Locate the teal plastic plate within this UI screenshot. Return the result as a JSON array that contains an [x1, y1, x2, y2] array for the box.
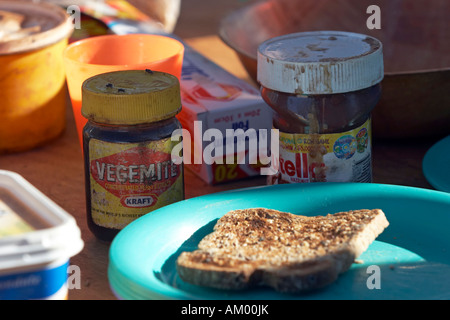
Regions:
[[423, 136, 450, 193], [109, 183, 450, 300]]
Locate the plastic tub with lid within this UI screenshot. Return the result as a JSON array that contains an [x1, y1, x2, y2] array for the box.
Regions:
[[0, 1, 74, 153], [0, 170, 84, 300]]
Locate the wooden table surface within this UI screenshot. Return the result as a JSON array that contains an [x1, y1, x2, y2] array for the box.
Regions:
[[0, 0, 443, 300]]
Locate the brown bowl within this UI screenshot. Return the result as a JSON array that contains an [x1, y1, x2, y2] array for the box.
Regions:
[[219, 0, 450, 139]]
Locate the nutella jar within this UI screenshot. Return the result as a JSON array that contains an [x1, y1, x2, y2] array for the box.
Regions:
[[257, 31, 384, 184]]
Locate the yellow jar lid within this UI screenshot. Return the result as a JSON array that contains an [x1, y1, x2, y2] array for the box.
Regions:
[[82, 70, 181, 125]]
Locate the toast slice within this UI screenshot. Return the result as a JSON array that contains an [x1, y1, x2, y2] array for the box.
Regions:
[[176, 208, 389, 293]]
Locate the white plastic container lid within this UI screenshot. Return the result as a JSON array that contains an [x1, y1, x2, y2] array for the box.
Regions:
[[257, 31, 384, 95], [0, 170, 83, 273]]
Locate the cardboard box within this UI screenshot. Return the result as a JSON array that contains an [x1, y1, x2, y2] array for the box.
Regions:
[[177, 46, 273, 184]]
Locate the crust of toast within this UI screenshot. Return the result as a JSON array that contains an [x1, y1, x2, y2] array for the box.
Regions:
[[176, 208, 389, 293]]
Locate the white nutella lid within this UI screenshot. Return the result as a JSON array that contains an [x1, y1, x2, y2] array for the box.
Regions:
[[257, 31, 384, 95]]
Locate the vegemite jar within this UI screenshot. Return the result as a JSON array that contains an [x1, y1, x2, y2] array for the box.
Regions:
[[81, 70, 184, 241], [257, 31, 384, 184]]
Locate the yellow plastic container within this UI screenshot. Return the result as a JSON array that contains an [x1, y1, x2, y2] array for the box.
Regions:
[[0, 1, 73, 153]]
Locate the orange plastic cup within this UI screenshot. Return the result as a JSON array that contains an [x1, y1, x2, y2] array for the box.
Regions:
[[63, 34, 184, 146]]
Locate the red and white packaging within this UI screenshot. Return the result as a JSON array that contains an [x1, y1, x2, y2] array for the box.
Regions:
[[177, 46, 273, 184]]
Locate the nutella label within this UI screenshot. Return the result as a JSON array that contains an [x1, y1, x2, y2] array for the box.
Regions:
[[270, 119, 372, 184], [89, 138, 184, 230]]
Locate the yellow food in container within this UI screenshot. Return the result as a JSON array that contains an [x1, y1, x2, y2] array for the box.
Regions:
[[0, 170, 84, 300], [0, 1, 73, 153]]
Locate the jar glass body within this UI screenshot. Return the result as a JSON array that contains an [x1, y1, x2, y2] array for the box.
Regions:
[[261, 84, 381, 184], [83, 117, 184, 241]]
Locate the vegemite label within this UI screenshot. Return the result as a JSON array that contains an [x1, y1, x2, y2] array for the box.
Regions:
[[269, 118, 372, 184], [88, 138, 184, 230]]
